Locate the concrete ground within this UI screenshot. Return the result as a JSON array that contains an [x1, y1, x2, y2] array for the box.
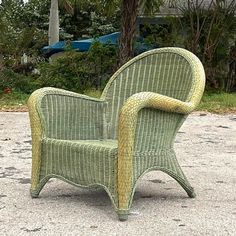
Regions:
[[0, 112, 235, 236]]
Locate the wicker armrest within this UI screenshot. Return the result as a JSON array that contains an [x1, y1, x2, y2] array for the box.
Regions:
[[28, 87, 105, 189], [117, 92, 195, 209], [120, 92, 195, 117], [117, 92, 196, 159], [27, 87, 105, 140]]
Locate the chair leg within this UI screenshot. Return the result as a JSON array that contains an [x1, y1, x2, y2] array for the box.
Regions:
[[173, 173, 196, 198], [30, 177, 50, 198], [188, 190, 196, 198], [116, 182, 133, 221], [30, 188, 40, 198], [163, 151, 196, 198], [117, 209, 129, 221], [117, 174, 134, 221]]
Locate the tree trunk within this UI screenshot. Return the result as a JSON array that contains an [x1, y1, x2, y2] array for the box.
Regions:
[[118, 0, 139, 67], [48, 0, 59, 46], [0, 54, 3, 71], [226, 46, 236, 92]]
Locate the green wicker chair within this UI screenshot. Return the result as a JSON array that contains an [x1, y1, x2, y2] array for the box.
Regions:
[[28, 47, 205, 221]]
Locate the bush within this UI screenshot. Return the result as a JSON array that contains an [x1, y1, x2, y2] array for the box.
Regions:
[[0, 42, 117, 95], [39, 42, 117, 93], [0, 68, 41, 94], [173, 0, 236, 91]]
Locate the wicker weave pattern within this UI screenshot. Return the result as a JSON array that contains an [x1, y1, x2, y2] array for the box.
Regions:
[[38, 88, 105, 140], [28, 47, 205, 220]]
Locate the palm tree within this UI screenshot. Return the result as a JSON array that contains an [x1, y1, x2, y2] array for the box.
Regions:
[[49, 0, 164, 66], [121, 0, 165, 66], [48, 0, 74, 45], [97, 0, 164, 66], [48, 0, 59, 45]]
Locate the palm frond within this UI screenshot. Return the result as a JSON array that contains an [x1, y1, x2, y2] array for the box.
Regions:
[[94, 0, 120, 16], [58, 0, 74, 15], [139, 0, 164, 15]]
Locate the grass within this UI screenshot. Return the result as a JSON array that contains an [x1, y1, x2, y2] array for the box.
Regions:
[[84, 89, 102, 98], [0, 90, 236, 113], [0, 92, 29, 111], [197, 92, 236, 113]]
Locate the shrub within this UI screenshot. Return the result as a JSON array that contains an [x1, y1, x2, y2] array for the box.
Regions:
[[0, 68, 41, 94], [39, 42, 117, 93], [173, 0, 236, 91]]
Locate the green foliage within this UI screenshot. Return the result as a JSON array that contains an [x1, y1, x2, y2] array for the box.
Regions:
[[0, 0, 48, 68], [139, 0, 164, 15], [0, 0, 119, 95], [1, 0, 235, 95], [0, 68, 41, 93], [0, 0, 49, 30], [60, 2, 120, 39], [94, 0, 120, 17], [141, 23, 174, 47], [175, 0, 236, 90], [140, 0, 236, 91], [0, 0, 25, 29], [87, 11, 120, 37], [39, 43, 117, 93]]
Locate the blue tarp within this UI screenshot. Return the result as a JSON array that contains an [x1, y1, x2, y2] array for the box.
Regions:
[[42, 32, 120, 55]]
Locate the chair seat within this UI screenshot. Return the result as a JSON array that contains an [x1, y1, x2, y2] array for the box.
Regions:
[[42, 138, 118, 152], [40, 138, 118, 190]]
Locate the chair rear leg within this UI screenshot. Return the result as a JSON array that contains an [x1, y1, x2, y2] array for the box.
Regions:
[[170, 170, 196, 198], [165, 150, 196, 198]]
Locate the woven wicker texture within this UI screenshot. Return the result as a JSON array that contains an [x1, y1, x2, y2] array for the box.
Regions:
[[28, 47, 205, 220]]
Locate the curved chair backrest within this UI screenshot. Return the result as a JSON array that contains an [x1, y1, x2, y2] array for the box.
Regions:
[[101, 47, 205, 139]]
